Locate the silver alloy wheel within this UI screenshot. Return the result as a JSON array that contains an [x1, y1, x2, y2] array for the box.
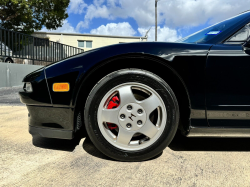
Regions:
[[97, 82, 167, 151]]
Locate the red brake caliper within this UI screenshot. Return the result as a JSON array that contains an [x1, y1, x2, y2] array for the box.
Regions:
[[107, 96, 120, 130]]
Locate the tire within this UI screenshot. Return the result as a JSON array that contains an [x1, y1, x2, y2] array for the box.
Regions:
[[84, 69, 179, 161], [5, 58, 13, 63]]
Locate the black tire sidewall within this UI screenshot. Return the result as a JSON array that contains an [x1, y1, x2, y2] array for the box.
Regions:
[[84, 69, 179, 161], [5, 59, 12, 63]]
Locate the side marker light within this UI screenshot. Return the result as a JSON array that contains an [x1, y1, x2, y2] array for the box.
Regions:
[[53, 83, 70, 92]]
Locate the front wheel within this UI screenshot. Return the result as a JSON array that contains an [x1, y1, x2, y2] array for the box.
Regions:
[[84, 69, 179, 161]]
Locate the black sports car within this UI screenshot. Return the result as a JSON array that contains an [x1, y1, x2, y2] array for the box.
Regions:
[[20, 11, 250, 161]]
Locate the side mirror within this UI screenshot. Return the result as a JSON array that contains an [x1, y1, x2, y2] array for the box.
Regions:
[[244, 40, 250, 49], [242, 24, 250, 51], [226, 24, 250, 46], [243, 40, 250, 55]]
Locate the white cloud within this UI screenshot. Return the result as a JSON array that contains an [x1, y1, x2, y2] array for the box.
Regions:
[[40, 20, 77, 33], [156, 0, 250, 27], [76, 20, 89, 31], [90, 22, 136, 36], [42, 0, 250, 38], [117, 0, 250, 28], [94, 0, 106, 7], [138, 26, 181, 42], [68, 0, 87, 14], [84, 4, 112, 21], [71, 0, 250, 31]]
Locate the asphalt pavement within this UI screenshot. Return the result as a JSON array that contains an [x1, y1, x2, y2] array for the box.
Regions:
[[0, 86, 24, 106], [1, 88, 250, 186]]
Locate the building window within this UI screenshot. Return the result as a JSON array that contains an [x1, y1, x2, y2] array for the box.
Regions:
[[78, 41, 85, 48], [86, 41, 92, 48], [78, 40, 92, 48]]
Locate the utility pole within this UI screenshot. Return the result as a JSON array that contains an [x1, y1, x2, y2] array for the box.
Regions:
[[155, 0, 159, 41]]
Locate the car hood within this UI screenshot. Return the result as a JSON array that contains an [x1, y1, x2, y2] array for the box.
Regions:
[[45, 42, 212, 71]]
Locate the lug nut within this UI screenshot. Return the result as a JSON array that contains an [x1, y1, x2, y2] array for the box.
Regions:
[[137, 120, 143, 125], [137, 109, 143, 114], [126, 123, 132, 128], [120, 114, 126, 119], [127, 105, 133, 110]]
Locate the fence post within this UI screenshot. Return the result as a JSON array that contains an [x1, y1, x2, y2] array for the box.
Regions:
[[33, 37, 35, 65], [0, 28, 83, 65], [11, 31, 13, 58], [8, 31, 10, 56], [0, 29, 2, 56]]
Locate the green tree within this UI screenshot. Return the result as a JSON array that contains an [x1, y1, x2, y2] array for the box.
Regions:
[[0, 0, 70, 34]]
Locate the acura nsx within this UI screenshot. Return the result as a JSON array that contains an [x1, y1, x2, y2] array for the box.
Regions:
[[20, 11, 250, 161]]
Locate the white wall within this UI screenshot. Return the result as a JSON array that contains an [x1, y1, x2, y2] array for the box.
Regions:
[[33, 33, 146, 51], [0, 63, 43, 88]]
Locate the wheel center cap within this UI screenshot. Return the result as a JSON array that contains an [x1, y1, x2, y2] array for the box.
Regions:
[[118, 103, 147, 131]]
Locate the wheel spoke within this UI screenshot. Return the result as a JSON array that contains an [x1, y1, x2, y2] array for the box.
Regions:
[[98, 82, 167, 151], [139, 120, 159, 139], [116, 128, 134, 145], [139, 94, 161, 114], [101, 108, 119, 124], [117, 86, 136, 107]]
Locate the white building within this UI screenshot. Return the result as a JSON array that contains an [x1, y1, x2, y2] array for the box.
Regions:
[[32, 32, 147, 51]]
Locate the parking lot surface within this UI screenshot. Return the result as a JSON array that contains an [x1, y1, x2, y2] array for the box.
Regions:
[[1, 105, 250, 186], [0, 86, 23, 106]]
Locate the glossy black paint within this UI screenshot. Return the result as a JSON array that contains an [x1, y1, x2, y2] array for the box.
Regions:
[[207, 44, 250, 106], [46, 71, 79, 107], [19, 67, 51, 106], [45, 42, 212, 111], [19, 11, 250, 138], [206, 44, 250, 127], [20, 42, 212, 136]]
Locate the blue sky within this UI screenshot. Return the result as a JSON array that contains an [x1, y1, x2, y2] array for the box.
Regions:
[[42, 0, 250, 41]]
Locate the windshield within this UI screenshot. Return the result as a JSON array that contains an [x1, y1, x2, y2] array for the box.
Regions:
[[177, 12, 250, 44]]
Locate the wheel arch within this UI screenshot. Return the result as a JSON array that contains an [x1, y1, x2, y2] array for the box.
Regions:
[[73, 53, 191, 133]]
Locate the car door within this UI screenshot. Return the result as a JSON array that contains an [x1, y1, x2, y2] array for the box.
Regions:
[[206, 23, 250, 127]]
